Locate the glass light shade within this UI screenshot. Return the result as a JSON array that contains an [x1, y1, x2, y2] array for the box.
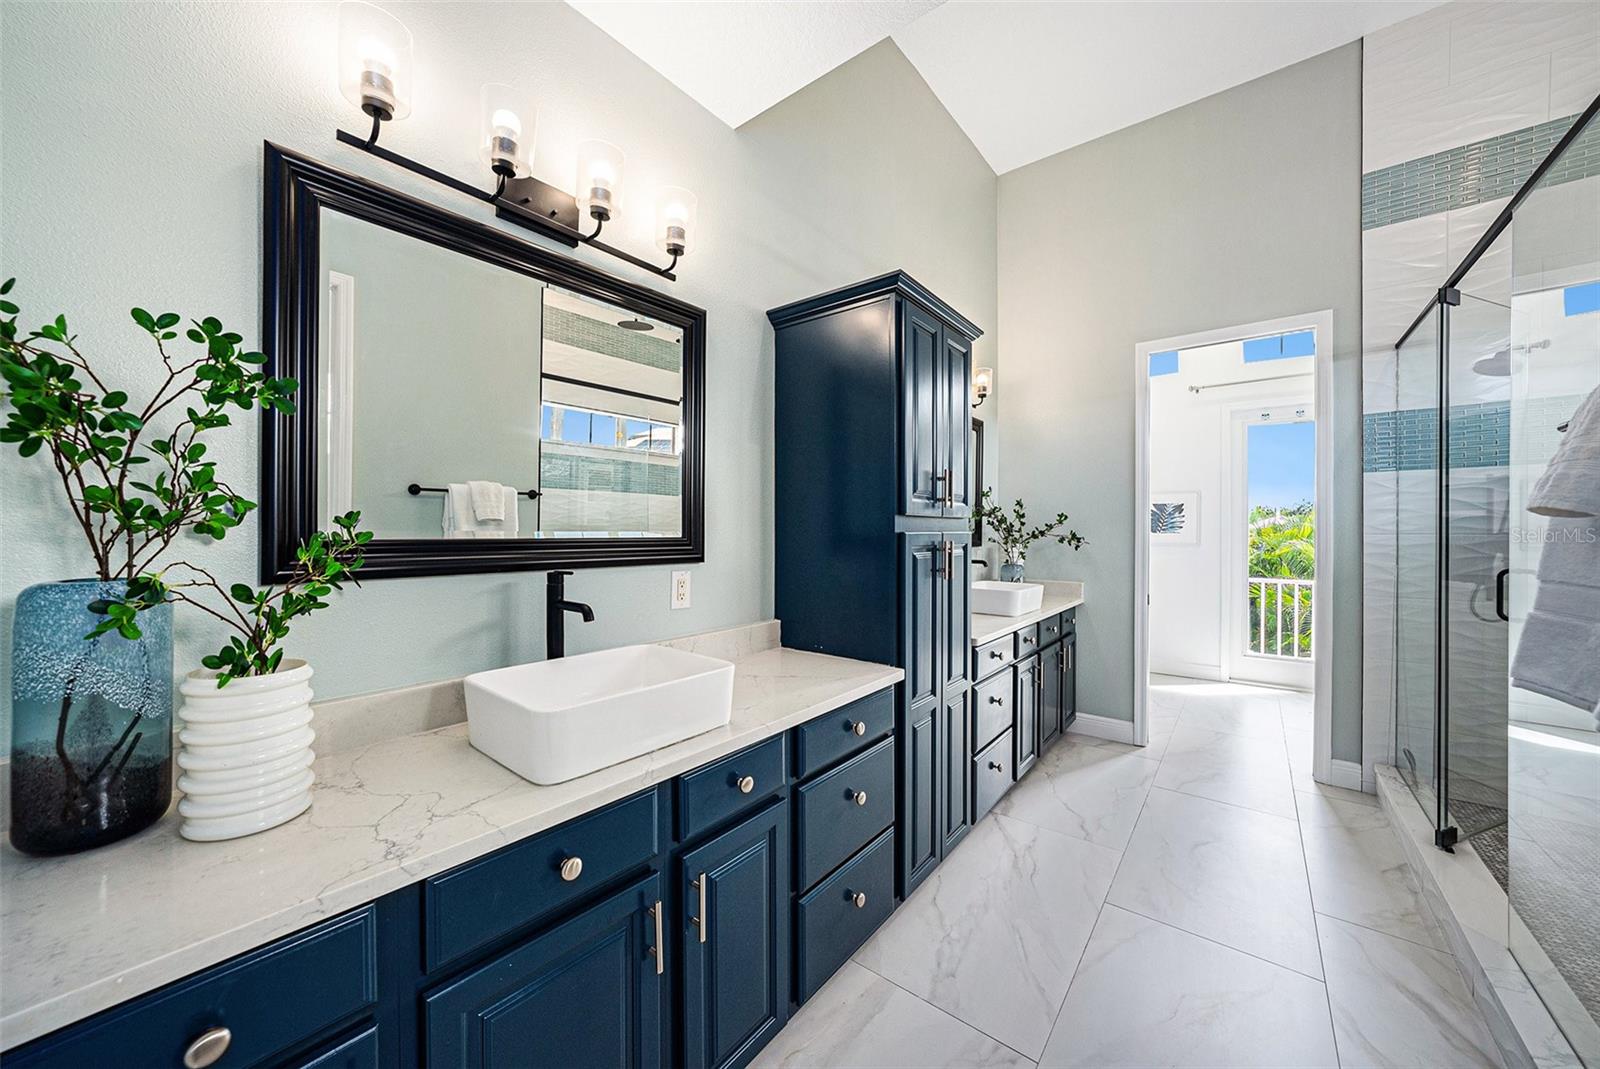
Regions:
[[479, 84, 534, 178], [338, 1, 413, 121], [575, 140, 625, 221], [972, 366, 995, 404], [654, 186, 698, 255]]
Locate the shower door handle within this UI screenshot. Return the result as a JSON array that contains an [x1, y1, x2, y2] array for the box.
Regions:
[[1495, 568, 1510, 622]]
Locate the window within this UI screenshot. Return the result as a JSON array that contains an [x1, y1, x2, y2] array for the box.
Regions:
[[1148, 350, 1179, 376], [1243, 329, 1315, 363], [541, 403, 680, 453]]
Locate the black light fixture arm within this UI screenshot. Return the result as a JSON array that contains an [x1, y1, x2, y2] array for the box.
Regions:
[[333, 127, 680, 281]]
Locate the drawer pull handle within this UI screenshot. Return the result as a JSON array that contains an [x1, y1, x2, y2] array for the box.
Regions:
[[848, 719, 867, 736], [559, 856, 583, 882], [988, 650, 1003, 660], [1022, 635, 1036, 646], [183, 1027, 232, 1069], [648, 901, 665, 976], [988, 760, 1004, 772], [736, 774, 755, 794], [987, 695, 1003, 705], [850, 891, 868, 909], [852, 790, 869, 806], [692, 873, 708, 943]]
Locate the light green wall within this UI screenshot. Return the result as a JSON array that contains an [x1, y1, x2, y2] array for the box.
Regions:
[[995, 44, 1366, 762], [0, 5, 997, 720]]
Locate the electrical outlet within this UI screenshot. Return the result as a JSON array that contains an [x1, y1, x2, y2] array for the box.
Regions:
[[670, 571, 691, 610]]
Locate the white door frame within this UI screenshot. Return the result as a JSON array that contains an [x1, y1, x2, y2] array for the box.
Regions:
[[1133, 310, 1335, 788]]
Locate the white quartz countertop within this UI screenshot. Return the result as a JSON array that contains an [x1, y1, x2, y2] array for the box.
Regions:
[[970, 581, 1086, 647], [0, 645, 901, 1049]]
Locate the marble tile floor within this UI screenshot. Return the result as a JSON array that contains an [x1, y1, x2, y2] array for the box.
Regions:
[[755, 679, 1500, 1069]]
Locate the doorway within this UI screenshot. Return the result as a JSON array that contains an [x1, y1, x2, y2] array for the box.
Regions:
[[1133, 311, 1336, 789]]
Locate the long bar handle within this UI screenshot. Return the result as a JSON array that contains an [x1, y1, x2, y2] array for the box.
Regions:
[[1495, 568, 1510, 623], [648, 901, 665, 975], [692, 874, 707, 943]]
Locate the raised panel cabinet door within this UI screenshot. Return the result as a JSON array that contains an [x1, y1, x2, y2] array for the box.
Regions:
[[901, 533, 942, 713], [900, 533, 943, 895], [422, 874, 664, 1069], [941, 536, 973, 696], [941, 331, 974, 518], [1040, 641, 1064, 750], [900, 302, 944, 517], [1064, 633, 1078, 729], [1014, 657, 1039, 779], [680, 801, 790, 1069], [939, 688, 971, 856]]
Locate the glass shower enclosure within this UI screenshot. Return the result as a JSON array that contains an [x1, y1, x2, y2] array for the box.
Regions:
[[1391, 95, 1600, 1065]]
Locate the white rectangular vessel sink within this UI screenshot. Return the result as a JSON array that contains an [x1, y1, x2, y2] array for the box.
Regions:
[[465, 644, 735, 785], [971, 580, 1044, 617]]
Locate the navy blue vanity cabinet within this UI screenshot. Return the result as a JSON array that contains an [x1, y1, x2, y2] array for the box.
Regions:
[[422, 873, 665, 1069], [940, 688, 972, 854], [770, 272, 982, 902], [679, 800, 791, 1069], [1041, 640, 1065, 750]]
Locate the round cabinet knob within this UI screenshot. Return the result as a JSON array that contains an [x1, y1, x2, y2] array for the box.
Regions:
[[987, 695, 1003, 705], [183, 1027, 232, 1069], [737, 775, 755, 794], [988, 760, 1004, 772], [851, 891, 868, 909], [1023, 635, 1036, 645], [560, 856, 584, 882], [988, 650, 1002, 660], [852, 790, 869, 806], [849, 720, 867, 737]]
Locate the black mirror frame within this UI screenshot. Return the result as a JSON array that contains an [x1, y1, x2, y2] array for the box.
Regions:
[[260, 142, 706, 581]]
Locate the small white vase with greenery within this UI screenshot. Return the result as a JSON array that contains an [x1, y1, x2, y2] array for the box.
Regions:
[[974, 489, 1087, 582]]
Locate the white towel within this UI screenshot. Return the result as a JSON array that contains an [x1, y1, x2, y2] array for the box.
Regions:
[[1510, 517, 1600, 716], [468, 480, 506, 522], [1529, 383, 1600, 518], [443, 484, 519, 539]]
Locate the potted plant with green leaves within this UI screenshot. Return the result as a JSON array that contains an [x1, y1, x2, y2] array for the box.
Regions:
[[1, 278, 368, 852], [973, 488, 1088, 581]]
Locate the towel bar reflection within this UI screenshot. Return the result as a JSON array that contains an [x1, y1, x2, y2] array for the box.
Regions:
[[407, 482, 541, 500]]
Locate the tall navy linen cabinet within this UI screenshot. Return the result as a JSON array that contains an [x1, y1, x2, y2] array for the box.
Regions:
[[768, 272, 980, 897]]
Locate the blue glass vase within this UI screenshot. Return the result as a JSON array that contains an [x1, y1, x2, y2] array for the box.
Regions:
[[1000, 559, 1026, 583], [9, 579, 173, 855]]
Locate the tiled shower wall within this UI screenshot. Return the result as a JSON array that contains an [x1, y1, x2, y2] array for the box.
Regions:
[[1360, 1, 1600, 789]]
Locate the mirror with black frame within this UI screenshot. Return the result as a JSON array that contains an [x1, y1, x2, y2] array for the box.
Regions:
[[262, 143, 705, 580]]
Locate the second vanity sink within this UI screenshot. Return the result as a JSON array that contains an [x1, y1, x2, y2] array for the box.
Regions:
[[466, 644, 735, 784], [971, 580, 1045, 617]]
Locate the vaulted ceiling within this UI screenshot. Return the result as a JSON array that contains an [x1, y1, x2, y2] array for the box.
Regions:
[[568, 0, 1441, 174]]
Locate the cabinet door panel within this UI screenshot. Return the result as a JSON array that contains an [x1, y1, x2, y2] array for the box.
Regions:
[[902, 708, 939, 895], [900, 303, 943, 517], [423, 875, 663, 1069], [1064, 633, 1078, 729], [680, 802, 790, 1069], [942, 332, 973, 518], [940, 689, 971, 855], [941, 536, 972, 696], [1014, 657, 1039, 779], [1040, 642, 1064, 750], [902, 534, 941, 712]]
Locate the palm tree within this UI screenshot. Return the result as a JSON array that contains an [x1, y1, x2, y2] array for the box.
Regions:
[[1248, 502, 1314, 656]]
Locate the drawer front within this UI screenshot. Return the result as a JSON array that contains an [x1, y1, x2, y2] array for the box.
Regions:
[[795, 827, 896, 1003], [296, 1025, 379, 1069], [972, 635, 1013, 681], [6, 908, 377, 1069], [796, 736, 896, 889], [425, 789, 660, 971], [794, 688, 894, 779], [677, 734, 787, 841], [1038, 613, 1067, 646], [971, 669, 1013, 753], [1013, 624, 1042, 660], [973, 729, 1014, 823]]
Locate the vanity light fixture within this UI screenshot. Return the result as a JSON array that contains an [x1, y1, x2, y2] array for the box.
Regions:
[[972, 366, 994, 408], [331, 19, 689, 282], [337, 0, 413, 147]]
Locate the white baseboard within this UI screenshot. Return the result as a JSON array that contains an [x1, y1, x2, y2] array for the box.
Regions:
[[1150, 660, 1224, 682], [1329, 758, 1365, 792], [1068, 713, 1135, 745]]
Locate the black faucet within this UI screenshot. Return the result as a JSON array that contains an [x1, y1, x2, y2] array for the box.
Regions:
[[546, 571, 595, 659]]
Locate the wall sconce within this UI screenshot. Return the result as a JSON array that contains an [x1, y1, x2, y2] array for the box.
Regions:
[[338, 0, 413, 146], [331, 3, 692, 281], [972, 366, 994, 408]]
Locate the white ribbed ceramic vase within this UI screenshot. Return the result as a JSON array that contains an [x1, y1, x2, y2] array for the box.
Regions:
[[176, 660, 315, 842]]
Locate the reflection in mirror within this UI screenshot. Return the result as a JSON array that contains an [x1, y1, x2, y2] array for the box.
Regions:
[[315, 209, 683, 541]]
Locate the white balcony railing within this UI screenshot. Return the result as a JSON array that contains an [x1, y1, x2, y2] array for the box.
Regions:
[[1248, 577, 1313, 659]]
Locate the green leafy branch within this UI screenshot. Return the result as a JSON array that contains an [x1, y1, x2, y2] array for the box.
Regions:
[[973, 488, 1087, 562], [0, 277, 298, 580], [89, 512, 372, 686]]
